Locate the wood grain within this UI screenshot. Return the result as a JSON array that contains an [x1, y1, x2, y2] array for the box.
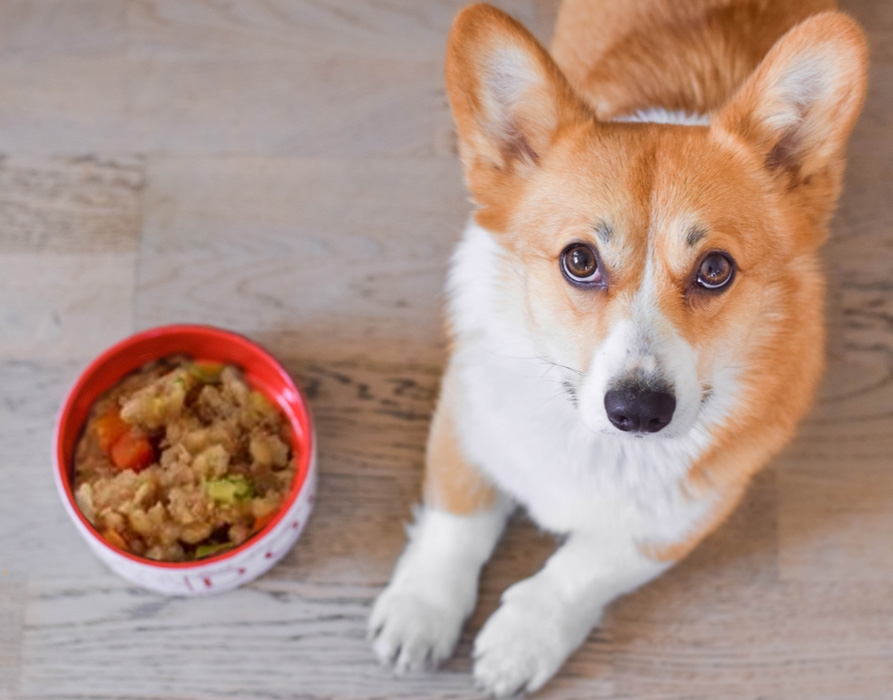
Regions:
[[0, 576, 25, 695], [1, 0, 892, 698], [0, 156, 143, 253], [0, 361, 103, 580], [0, 253, 136, 362], [0, 156, 141, 362], [0, 0, 550, 157], [135, 156, 468, 365], [610, 581, 893, 699]]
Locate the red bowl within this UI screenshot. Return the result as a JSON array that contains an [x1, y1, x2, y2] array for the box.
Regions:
[[53, 324, 317, 595]]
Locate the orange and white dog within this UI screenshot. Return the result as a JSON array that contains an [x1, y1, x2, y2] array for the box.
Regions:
[[370, 0, 867, 695]]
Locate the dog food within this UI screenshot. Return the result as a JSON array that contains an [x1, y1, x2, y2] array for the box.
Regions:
[[73, 357, 295, 562]]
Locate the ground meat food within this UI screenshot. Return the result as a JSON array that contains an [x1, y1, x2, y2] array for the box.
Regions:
[[73, 357, 296, 562]]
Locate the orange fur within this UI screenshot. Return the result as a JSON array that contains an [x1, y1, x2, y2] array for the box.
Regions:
[[445, 5, 591, 234], [424, 366, 498, 515], [552, 0, 836, 118], [371, 7, 868, 687], [439, 3, 867, 560]]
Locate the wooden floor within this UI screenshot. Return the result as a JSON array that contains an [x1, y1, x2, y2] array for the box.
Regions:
[[1, 1, 892, 698]]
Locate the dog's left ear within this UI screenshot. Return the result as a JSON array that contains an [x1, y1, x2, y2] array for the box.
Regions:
[[715, 12, 867, 221], [445, 4, 589, 228]]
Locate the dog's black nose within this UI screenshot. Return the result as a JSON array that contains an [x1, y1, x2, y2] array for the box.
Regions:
[[604, 387, 676, 433]]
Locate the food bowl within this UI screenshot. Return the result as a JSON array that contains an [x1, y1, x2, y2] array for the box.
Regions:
[[53, 324, 317, 596]]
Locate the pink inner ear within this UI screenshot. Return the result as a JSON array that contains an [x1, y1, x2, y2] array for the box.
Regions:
[[716, 11, 867, 185], [479, 48, 552, 165], [764, 128, 802, 173], [498, 121, 540, 164], [759, 52, 843, 177]]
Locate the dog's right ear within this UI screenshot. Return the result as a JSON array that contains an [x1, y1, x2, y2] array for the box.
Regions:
[[445, 4, 589, 227]]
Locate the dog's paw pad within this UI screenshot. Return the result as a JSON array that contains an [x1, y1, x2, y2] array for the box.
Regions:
[[368, 589, 463, 674], [472, 603, 566, 697]]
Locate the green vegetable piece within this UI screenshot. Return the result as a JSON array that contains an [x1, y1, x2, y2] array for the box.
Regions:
[[189, 361, 224, 384], [195, 542, 234, 559], [248, 391, 272, 414], [205, 475, 254, 503]]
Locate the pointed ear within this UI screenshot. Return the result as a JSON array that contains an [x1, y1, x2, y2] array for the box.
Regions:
[[715, 12, 867, 195], [445, 4, 589, 222]]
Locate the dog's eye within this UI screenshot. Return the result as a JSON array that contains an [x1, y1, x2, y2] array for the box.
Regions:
[[561, 244, 602, 285], [696, 252, 735, 290]]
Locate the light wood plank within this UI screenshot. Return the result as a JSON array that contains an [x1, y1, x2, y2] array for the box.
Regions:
[[0, 361, 108, 581], [135, 157, 468, 365], [0, 253, 135, 362], [21, 576, 484, 700], [0, 156, 143, 253], [610, 581, 893, 699], [606, 476, 893, 698], [777, 345, 893, 581], [125, 0, 547, 60], [0, 0, 127, 55], [0, 55, 133, 154], [0, 1, 545, 158], [0, 156, 141, 362], [0, 576, 25, 696]]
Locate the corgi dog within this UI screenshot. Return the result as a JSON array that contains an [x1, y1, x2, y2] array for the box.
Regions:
[[370, 0, 867, 695]]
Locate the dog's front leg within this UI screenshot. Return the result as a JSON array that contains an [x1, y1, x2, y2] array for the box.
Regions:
[[369, 366, 511, 673], [473, 530, 670, 696]]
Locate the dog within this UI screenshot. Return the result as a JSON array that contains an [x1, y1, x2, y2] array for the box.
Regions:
[[369, 1, 867, 695]]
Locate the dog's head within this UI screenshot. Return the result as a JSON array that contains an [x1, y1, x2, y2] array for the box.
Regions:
[[446, 4, 867, 440]]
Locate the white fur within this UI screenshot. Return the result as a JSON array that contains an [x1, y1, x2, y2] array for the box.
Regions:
[[576, 247, 703, 439], [369, 501, 511, 673], [474, 531, 669, 695], [371, 220, 743, 696], [370, 223, 736, 696], [763, 53, 834, 133], [613, 108, 710, 125], [482, 48, 553, 150], [455, 221, 734, 693], [487, 48, 540, 109], [447, 222, 729, 537]]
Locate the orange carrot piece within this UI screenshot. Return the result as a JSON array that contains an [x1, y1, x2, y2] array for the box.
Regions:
[[110, 431, 155, 472], [94, 406, 130, 452], [102, 529, 128, 551], [253, 512, 276, 533]]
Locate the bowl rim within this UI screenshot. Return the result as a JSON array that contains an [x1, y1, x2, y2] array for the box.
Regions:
[[54, 323, 315, 570]]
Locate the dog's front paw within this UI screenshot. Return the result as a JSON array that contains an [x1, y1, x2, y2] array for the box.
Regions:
[[369, 585, 466, 674], [473, 590, 585, 697], [472, 604, 565, 697]]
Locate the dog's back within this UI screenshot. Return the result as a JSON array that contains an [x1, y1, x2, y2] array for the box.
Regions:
[[553, 0, 836, 118]]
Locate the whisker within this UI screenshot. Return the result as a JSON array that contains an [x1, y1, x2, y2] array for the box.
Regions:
[[482, 348, 583, 377], [699, 380, 714, 403], [543, 388, 570, 407], [483, 349, 551, 362], [563, 380, 579, 408], [537, 355, 584, 376]]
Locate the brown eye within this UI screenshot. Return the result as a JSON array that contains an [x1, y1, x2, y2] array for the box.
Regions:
[[561, 243, 602, 285], [696, 252, 735, 290]]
